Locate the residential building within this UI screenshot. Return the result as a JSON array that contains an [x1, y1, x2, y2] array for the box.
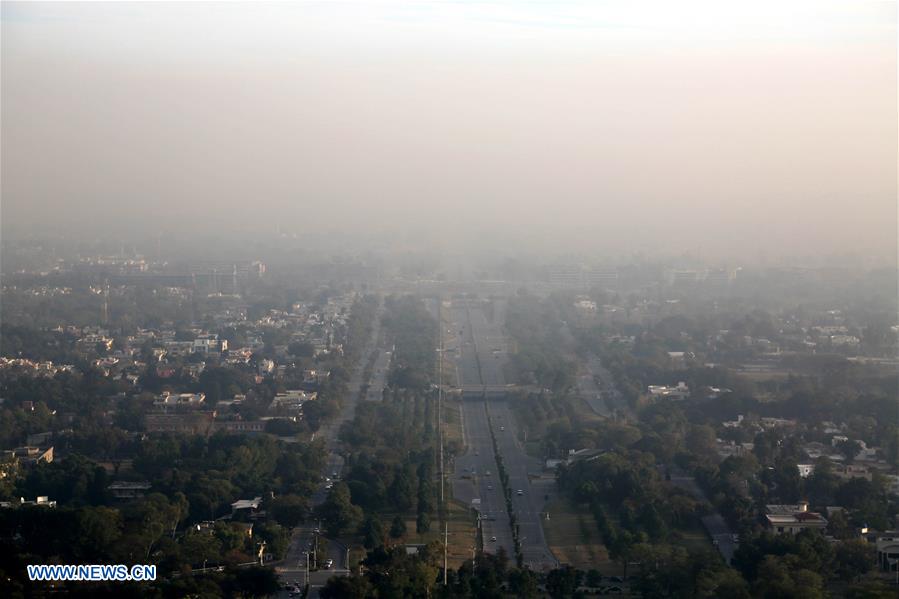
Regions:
[[4, 446, 54, 467], [647, 382, 690, 400], [231, 496, 263, 517], [0, 496, 57, 509], [154, 392, 206, 409], [765, 502, 828, 535], [193, 334, 227, 354], [270, 390, 316, 413], [875, 533, 899, 573], [797, 464, 816, 478], [108, 481, 152, 500], [214, 420, 266, 434], [145, 412, 215, 435]]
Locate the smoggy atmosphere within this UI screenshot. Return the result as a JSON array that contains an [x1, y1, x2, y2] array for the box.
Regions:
[[2, 3, 899, 598], [2, 1, 896, 264]]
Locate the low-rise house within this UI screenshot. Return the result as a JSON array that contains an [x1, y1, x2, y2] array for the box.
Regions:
[[156, 364, 176, 378], [154, 392, 206, 409], [26, 432, 53, 446], [829, 335, 861, 348], [194, 334, 227, 354], [76, 334, 113, 354], [716, 440, 755, 460], [760, 417, 797, 429], [231, 496, 263, 517], [215, 395, 245, 411], [667, 352, 694, 368], [574, 299, 598, 315], [186, 363, 206, 378], [4, 446, 54, 467], [214, 420, 266, 434], [834, 463, 873, 481], [797, 464, 815, 478], [722, 415, 745, 428], [566, 448, 607, 464], [885, 475, 899, 498], [876, 532, 899, 573], [270, 390, 316, 413], [854, 441, 880, 462], [0, 496, 56, 509], [765, 502, 828, 535], [145, 412, 215, 435], [302, 369, 330, 387], [108, 481, 152, 500], [648, 382, 690, 400]]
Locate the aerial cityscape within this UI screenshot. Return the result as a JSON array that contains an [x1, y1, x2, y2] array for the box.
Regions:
[[1, 2, 896, 598]]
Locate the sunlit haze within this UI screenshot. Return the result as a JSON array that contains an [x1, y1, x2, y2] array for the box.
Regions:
[[2, 1, 896, 264]]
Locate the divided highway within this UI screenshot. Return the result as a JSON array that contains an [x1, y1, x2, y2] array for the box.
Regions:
[[449, 298, 557, 571]]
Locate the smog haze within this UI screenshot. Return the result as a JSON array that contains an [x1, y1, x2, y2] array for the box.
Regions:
[[2, 1, 896, 264]]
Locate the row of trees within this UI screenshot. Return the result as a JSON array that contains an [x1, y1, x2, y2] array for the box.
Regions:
[[317, 296, 441, 548]]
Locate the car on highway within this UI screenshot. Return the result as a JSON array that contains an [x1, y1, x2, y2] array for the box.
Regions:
[[490, 536, 497, 542], [500, 426, 505, 431], [485, 470, 491, 476], [324, 559, 334, 569], [487, 485, 493, 491], [516, 489, 523, 496]]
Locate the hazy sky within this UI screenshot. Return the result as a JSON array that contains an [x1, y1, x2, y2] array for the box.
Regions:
[[2, 1, 896, 263]]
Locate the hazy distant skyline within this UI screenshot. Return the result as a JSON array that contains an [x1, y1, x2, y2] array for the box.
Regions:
[[2, 2, 896, 264]]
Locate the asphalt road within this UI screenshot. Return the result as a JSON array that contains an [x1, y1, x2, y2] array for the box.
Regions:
[[575, 354, 612, 418], [449, 298, 557, 571], [488, 400, 556, 570], [276, 298, 386, 597], [363, 348, 391, 402], [668, 466, 738, 564], [558, 321, 628, 420]]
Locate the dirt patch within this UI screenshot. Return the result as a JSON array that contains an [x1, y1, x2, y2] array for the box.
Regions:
[[542, 499, 623, 575]]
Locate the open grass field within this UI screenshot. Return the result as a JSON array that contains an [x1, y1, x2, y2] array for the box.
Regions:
[[392, 499, 478, 569], [542, 498, 624, 576], [442, 395, 464, 451]]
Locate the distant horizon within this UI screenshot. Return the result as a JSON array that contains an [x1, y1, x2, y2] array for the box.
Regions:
[[2, 1, 897, 265]]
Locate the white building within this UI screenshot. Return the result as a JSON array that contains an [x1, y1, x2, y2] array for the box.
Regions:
[[154, 392, 206, 408], [648, 382, 690, 400], [270, 390, 316, 412], [765, 502, 828, 535], [193, 334, 227, 354]]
